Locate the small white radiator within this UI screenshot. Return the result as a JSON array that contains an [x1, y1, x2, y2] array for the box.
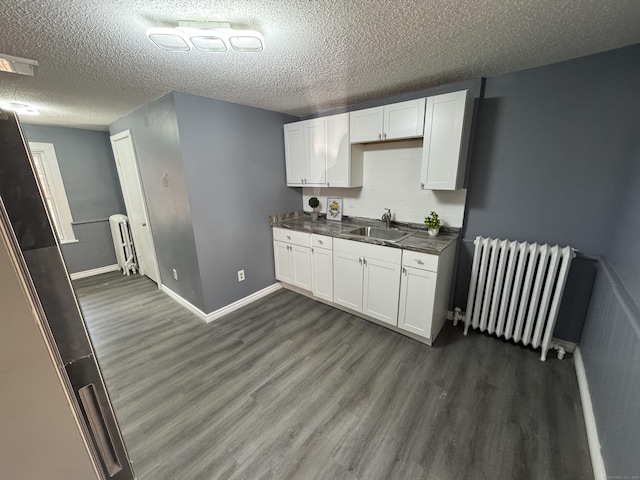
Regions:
[[109, 214, 137, 276], [463, 236, 575, 361]]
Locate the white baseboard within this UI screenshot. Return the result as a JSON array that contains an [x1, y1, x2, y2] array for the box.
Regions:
[[161, 285, 209, 320], [574, 346, 606, 480], [161, 283, 282, 323], [70, 264, 120, 280]]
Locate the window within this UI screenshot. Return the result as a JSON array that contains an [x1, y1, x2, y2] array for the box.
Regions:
[[28, 142, 77, 244]]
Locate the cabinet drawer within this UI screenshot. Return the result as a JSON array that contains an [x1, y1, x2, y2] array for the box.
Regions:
[[312, 234, 332, 249], [402, 250, 438, 272], [334, 238, 401, 264], [273, 228, 310, 247]]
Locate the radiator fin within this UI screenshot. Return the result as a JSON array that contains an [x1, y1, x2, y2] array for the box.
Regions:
[[464, 236, 575, 360]]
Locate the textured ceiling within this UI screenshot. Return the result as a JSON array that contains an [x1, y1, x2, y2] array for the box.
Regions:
[[1, 0, 640, 130]]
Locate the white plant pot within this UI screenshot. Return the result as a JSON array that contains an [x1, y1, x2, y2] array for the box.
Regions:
[[428, 228, 440, 237], [310, 212, 319, 222]]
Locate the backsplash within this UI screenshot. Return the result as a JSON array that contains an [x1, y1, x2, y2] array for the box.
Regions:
[[302, 140, 467, 227]]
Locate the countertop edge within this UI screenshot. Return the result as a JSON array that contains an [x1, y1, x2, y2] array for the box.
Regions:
[[271, 215, 459, 256]]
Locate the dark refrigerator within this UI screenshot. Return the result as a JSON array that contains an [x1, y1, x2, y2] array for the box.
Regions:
[[0, 110, 135, 479]]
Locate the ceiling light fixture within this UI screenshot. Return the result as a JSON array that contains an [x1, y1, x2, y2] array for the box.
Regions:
[[0, 53, 38, 76], [1, 102, 40, 115], [146, 21, 264, 53]]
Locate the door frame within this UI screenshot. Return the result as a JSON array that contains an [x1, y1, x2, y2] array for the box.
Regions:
[[109, 130, 161, 286]]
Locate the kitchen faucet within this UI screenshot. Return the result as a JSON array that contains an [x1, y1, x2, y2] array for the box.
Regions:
[[382, 208, 392, 228]]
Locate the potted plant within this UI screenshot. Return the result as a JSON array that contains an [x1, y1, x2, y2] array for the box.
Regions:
[[424, 211, 441, 236], [309, 197, 320, 221]]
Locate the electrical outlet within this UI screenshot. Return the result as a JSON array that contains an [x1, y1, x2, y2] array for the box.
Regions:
[[237, 270, 245, 282], [348, 198, 356, 208], [172, 269, 178, 280]]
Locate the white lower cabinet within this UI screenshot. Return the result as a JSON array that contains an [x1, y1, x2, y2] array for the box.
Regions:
[[333, 238, 402, 325], [273, 228, 311, 291], [311, 234, 333, 302], [398, 246, 456, 345], [333, 250, 364, 311], [398, 266, 436, 337], [274, 228, 455, 346]]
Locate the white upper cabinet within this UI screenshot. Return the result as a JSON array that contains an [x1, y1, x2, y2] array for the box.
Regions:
[[326, 113, 363, 188], [284, 118, 327, 186], [349, 106, 384, 143], [284, 114, 362, 188], [349, 98, 426, 143], [420, 90, 474, 190]]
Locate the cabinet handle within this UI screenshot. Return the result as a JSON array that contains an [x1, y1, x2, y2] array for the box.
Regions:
[[363, 258, 367, 266], [383, 132, 387, 140], [402, 267, 407, 275], [311, 247, 314, 253], [378, 133, 382, 140], [359, 258, 363, 265], [318, 240, 323, 244], [287, 235, 291, 240], [327, 182, 330, 187], [420, 183, 425, 190], [415, 259, 424, 265]]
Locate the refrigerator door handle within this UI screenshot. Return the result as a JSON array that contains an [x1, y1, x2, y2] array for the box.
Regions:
[[78, 384, 123, 477]]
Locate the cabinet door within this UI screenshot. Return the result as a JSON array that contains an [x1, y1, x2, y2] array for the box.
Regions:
[[398, 266, 436, 338], [326, 113, 353, 188], [349, 106, 384, 143], [333, 250, 363, 312], [274, 241, 293, 283], [284, 122, 306, 186], [304, 118, 327, 186], [420, 90, 472, 190], [292, 245, 312, 290], [311, 247, 333, 302], [362, 257, 401, 326], [384, 98, 426, 140]]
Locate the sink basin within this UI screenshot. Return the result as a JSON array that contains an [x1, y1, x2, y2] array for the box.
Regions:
[[348, 226, 414, 242]]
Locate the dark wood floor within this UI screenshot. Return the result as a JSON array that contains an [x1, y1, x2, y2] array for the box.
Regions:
[[73, 272, 594, 480]]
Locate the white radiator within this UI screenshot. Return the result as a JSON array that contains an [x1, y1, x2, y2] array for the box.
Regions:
[[109, 214, 137, 276], [463, 236, 575, 361]]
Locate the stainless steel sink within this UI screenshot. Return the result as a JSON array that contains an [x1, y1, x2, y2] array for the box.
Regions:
[[348, 226, 415, 242]]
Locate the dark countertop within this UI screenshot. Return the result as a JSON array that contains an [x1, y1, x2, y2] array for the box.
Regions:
[[271, 213, 458, 255]]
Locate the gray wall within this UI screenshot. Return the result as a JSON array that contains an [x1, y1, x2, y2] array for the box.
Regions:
[[454, 43, 640, 342], [451, 43, 640, 476], [110, 94, 205, 309], [21, 124, 125, 273], [173, 92, 300, 313]]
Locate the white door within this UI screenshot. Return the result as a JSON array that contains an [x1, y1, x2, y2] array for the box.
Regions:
[[304, 118, 327, 185], [349, 106, 384, 143], [291, 245, 312, 290], [284, 122, 305, 186], [398, 266, 436, 338], [325, 113, 351, 188], [110, 130, 159, 284], [362, 257, 401, 326], [333, 250, 363, 312], [421, 90, 469, 190], [273, 241, 293, 283], [384, 98, 426, 140], [312, 247, 333, 302]]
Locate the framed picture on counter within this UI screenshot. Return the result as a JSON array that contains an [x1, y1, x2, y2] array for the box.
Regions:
[[327, 197, 343, 221]]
